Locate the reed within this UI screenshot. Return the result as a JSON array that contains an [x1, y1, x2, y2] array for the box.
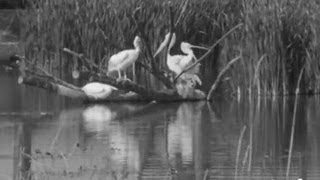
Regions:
[[19, 0, 320, 95]]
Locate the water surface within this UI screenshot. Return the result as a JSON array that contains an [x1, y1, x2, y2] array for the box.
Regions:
[[1, 71, 320, 180]]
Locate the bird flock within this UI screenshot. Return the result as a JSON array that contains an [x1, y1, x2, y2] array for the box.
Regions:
[[81, 33, 207, 100]]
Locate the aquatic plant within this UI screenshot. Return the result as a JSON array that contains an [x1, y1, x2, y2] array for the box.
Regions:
[[19, 0, 320, 95]]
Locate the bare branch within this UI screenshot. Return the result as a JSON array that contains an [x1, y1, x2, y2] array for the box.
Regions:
[[132, 7, 173, 89], [174, 23, 243, 82], [63, 48, 100, 72], [206, 55, 242, 100]]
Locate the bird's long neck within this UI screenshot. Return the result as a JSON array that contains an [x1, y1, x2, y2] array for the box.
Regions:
[[167, 36, 176, 56], [135, 46, 141, 52], [167, 42, 175, 58]]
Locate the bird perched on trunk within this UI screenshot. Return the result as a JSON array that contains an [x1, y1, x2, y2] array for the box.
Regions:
[[81, 82, 117, 100], [107, 36, 142, 81]]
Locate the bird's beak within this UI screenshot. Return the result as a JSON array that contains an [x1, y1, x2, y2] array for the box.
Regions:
[[154, 33, 175, 58], [191, 53, 199, 62], [153, 42, 166, 58], [153, 41, 167, 58], [190, 45, 209, 50]]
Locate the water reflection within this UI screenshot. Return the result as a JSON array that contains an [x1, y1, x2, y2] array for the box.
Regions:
[[82, 105, 117, 133], [167, 102, 210, 180], [1, 96, 320, 179]]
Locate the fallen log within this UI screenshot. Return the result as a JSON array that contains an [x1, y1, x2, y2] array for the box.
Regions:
[[17, 72, 148, 102], [9, 57, 205, 102], [5, 53, 248, 102], [90, 73, 206, 101], [17, 71, 206, 102]]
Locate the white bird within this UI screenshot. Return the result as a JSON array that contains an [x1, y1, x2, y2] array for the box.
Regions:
[[154, 33, 207, 75], [81, 82, 117, 100], [107, 36, 142, 80]]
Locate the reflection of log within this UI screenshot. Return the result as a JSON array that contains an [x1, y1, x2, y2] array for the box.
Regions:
[[113, 102, 180, 122]]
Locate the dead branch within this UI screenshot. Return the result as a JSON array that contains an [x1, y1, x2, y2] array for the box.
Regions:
[[17, 56, 81, 91], [90, 73, 205, 101], [132, 8, 173, 89], [63, 48, 100, 72], [174, 23, 243, 82], [206, 55, 242, 100]]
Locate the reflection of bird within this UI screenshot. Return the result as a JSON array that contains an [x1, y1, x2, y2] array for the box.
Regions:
[[81, 105, 141, 179], [107, 36, 142, 80], [154, 33, 207, 75], [168, 103, 194, 164], [82, 105, 116, 133], [168, 102, 206, 165], [81, 82, 117, 100]]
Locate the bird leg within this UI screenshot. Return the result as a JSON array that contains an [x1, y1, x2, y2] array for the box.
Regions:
[[117, 70, 122, 79], [124, 71, 127, 80], [124, 71, 132, 82]]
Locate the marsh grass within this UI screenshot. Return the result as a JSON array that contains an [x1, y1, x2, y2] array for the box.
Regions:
[[20, 0, 320, 95]]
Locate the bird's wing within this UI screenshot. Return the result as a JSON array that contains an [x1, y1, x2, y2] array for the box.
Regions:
[[108, 51, 130, 68], [170, 55, 184, 65], [179, 56, 193, 69]]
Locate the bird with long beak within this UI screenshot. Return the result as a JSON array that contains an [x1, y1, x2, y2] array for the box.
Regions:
[[153, 33, 208, 75], [107, 36, 142, 81]]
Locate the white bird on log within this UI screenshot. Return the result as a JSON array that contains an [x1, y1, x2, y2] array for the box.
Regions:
[[154, 33, 207, 75], [107, 36, 142, 80], [81, 82, 117, 100]]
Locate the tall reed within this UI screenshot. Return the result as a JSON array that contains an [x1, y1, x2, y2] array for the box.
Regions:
[[19, 0, 320, 95]]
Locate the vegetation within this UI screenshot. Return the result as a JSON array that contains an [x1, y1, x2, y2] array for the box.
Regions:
[[19, 0, 320, 96]]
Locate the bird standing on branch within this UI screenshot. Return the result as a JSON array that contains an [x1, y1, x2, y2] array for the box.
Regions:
[[107, 36, 142, 81], [154, 33, 207, 75]]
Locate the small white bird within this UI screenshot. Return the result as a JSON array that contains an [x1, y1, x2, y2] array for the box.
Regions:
[[107, 36, 142, 80], [81, 82, 117, 100], [154, 33, 207, 75]]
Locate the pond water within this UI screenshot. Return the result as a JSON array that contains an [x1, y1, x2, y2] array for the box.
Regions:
[[1, 69, 320, 180]]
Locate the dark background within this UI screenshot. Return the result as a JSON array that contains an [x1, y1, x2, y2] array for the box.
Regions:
[[0, 0, 26, 9]]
